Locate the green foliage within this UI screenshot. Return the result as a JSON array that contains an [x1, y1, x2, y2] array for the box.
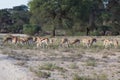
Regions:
[[23, 24, 41, 35], [35, 71, 51, 78], [0, 5, 30, 33], [28, 0, 93, 35], [0, 0, 119, 35], [13, 5, 28, 11], [90, 30, 101, 36], [95, 73, 108, 80], [39, 63, 66, 72], [73, 74, 93, 80], [86, 59, 97, 67]]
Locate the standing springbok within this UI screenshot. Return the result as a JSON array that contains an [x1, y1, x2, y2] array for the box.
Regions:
[[82, 38, 97, 48], [33, 36, 50, 48], [113, 39, 119, 48], [60, 38, 70, 47], [39, 38, 50, 48], [11, 36, 18, 44], [103, 39, 119, 48]]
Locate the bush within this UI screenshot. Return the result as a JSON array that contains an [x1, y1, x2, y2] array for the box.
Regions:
[[35, 71, 51, 78], [73, 74, 93, 80], [23, 24, 41, 35], [90, 30, 101, 36]]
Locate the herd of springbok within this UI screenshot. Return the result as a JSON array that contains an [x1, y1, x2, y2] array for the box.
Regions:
[[2, 34, 119, 48]]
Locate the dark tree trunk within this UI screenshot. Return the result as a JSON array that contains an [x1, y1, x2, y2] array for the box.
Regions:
[[52, 26, 56, 37], [89, 8, 96, 31], [86, 27, 90, 36]]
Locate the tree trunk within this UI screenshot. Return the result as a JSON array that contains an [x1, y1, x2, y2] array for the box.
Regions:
[[86, 27, 90, 36], [89, 9, 96, 31], [52, 26, 56, 37]]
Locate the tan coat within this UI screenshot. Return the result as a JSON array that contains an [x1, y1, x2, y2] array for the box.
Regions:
[[82, 38, 97, 47]]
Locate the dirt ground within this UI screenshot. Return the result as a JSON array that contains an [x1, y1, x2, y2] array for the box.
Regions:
[[0, 35, 120, 80], [1, 48, 120, 80]]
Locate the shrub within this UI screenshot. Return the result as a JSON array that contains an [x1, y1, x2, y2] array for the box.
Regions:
[[35, 71, 51, 78], [73, 74, 93, 80], [90, 30, 101, 36], [39, 63, 66, 72], [86, 59, 97, 67], [23, 24, 41, 35]]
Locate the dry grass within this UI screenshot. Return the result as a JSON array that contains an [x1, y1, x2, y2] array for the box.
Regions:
[[72, 74, 93, 80], [38, 63, 67, 72], [69, 63, 79, 69], [0, 35, 120, 80]]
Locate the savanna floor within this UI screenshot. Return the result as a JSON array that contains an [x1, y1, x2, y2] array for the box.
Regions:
[[0, 35, 120, 80]]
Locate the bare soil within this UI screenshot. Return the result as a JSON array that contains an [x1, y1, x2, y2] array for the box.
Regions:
[[0, 35, 120, 80]]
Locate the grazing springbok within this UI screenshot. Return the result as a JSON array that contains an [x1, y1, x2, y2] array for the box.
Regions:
[[17, 37, 27, 44], [103, 39, 119, 48], [39, 38, 50, 48], [33, 36, 42, 42], [82, 38, 97, 47], [49, 38, 55, 44], [113, 39, 119, 48], [17, 36, 33, 45], [3, 35, 13, 44], [60, 38, 70, 47], [3, 35, 18, 44], [33, 36, 50, 48], [11, 36, 18, 44], [70, 39, 80, 46]]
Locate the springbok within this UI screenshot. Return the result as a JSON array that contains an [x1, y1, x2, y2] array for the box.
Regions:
[[82, 38, 97, 48], [3, 35, 18, 44], [17, 36, 33, 45], [39, 38, 50, 48], [113, 39, 119, 48], [103, 39, 119, 48], [60, 38, 70, 47], [70, 39, 80, 47], [33, 37, 50, 48], [11, 36, 18, 44], [3, 35, 13, 44]]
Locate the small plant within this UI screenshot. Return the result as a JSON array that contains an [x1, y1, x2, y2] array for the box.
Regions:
[[72, 53, 83, 58], [69, 63, 79, 69], [49, 44, 59, 49], [29, 67, 51, 78], [86, 59, 97, 67], [35, 71, 51, 78], [94, 73, 108, 80], [39, 63, 66, 72], [102, 54, 108, 58], [15, 61, 26, 66], [73, 74, 93, 80]]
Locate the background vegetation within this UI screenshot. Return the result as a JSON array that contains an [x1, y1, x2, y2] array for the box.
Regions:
[[0, 0, 119, 36]]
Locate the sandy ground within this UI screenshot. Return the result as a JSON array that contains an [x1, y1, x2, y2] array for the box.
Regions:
[[0, 48, 120, 80], [0, 53, 35, 80], [0, 34, 120, 80]]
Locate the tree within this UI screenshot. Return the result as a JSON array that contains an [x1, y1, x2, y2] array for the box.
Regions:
[[0, 9, 13, 32], [28, 0, 84, 36], [23, 24, 41, 35], [28, 0, 107, 36], [11, 6, 31, 33], [13, 5, 28, 11], [0, 5, 31, 33]]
